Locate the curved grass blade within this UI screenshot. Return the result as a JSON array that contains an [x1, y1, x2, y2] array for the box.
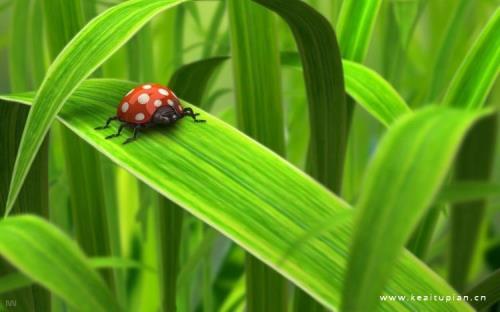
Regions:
[[464, 269, 500, 310], [341, 107, 489, 312], [0, 215, 119, 312], [443, 8, 500, 110], [253, 0, 347, 193], [343, 60, 411, 126], [0, 79, 473, 311], [4, 0, 187, 216], [281, 52, 412, 127], [168, 56, 229, 105], [336, 0, 383, 61]]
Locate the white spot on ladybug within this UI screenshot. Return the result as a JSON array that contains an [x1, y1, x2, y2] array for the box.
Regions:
[[168, 99, 174, 106], [154, 99, 162, 107], [159, 88, 169, 96], [135, 113, 145, 121], [138, 93, 150, 105], [121, 102, 129, 112], [126, 89, 134, 96], [142, 84, 152, 89]]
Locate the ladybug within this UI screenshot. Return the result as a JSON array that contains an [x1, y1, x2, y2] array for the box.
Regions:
[[95, 83, 205, 144]]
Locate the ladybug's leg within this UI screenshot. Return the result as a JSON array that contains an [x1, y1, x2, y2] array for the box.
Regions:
[[105, 123, 125, 139], [123, 125, 142, 145], [183, 107, 206, 123], [95, 116, 118, 130]]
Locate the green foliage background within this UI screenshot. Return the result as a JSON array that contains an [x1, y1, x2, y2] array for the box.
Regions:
[[0, 0, 498, 311]]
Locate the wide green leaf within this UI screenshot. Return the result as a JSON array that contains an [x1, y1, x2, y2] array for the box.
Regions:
[[4, 0, 187, 216], [0, 215, 119, 311], [342, 107, 488, 311], [0, 79, 472, 311], [443, 7, 500, 110]]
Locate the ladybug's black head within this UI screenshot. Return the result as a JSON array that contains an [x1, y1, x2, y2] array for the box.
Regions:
[[153, 106, 179, 125]]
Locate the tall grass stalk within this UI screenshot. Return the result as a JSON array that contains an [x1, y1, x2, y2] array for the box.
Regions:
[[42, 0, 115, 292], [228, 1, 287, 310], [1, 0, 49, 309]]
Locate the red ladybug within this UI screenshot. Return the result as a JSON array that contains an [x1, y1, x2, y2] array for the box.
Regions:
[[95, 83, 205, 144]]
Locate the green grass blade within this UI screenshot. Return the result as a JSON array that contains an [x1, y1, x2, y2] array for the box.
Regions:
[[343, 60, 411, 126], [282, 53, 411, 126], [28, 0, 47, 88], [0, 272, 32, 294], [0, 215, 119, 311], [392, 0, 423, 49], [8, 0, 31, 91], [0, 79, 474, 311], [443, 8, 500, 110], [463, 269, 500, 310], [42, 0, 115, 290], [336, 0, 382, 61], [0, 257, 153, 295], [202, 1, 227, 58], [228, 1, 287, 310], [449, 115, 497, 291], [4, 0, 187, 216], [256, 0, 347, 195], [437, 181, 500, 204], [426, 0, 472, 102], [3, 1, 50, 310], [168, 56, 228, 105], [341, 107, 488, 311]]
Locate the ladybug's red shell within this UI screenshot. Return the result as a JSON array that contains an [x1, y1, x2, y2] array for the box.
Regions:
[[117, 83, 183, 124]]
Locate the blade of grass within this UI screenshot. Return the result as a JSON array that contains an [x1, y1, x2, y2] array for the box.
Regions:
[[282, 53, 411, 126], [342, 60, 411, 126], [0, 215, 119, 311], [408, 6, 500, 264], [426, 0, 473, 102], [254, 9, 348, 306], [0, 257, 155, 295], [151, 57, 228, 312], [42, 0, 115, 291], [1, 1, 49, 310], [441, 9, 500, 291], [337, 0, 382, 62], [392, 0, 424, 49], [449, 115, 498, 291], [255, 0, 347, 194], [341, 106, 489, 311], [437, 181, 500, 204], [28, 0, 47, 87], [201, 1, 227, 58], [464, 269, 500, 310], [227, 1, 287, 310], [168, 56, 229, 104], [443, 8, 500, 110], [4, 0, 188, 216], [0, 79, 474, 311]]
